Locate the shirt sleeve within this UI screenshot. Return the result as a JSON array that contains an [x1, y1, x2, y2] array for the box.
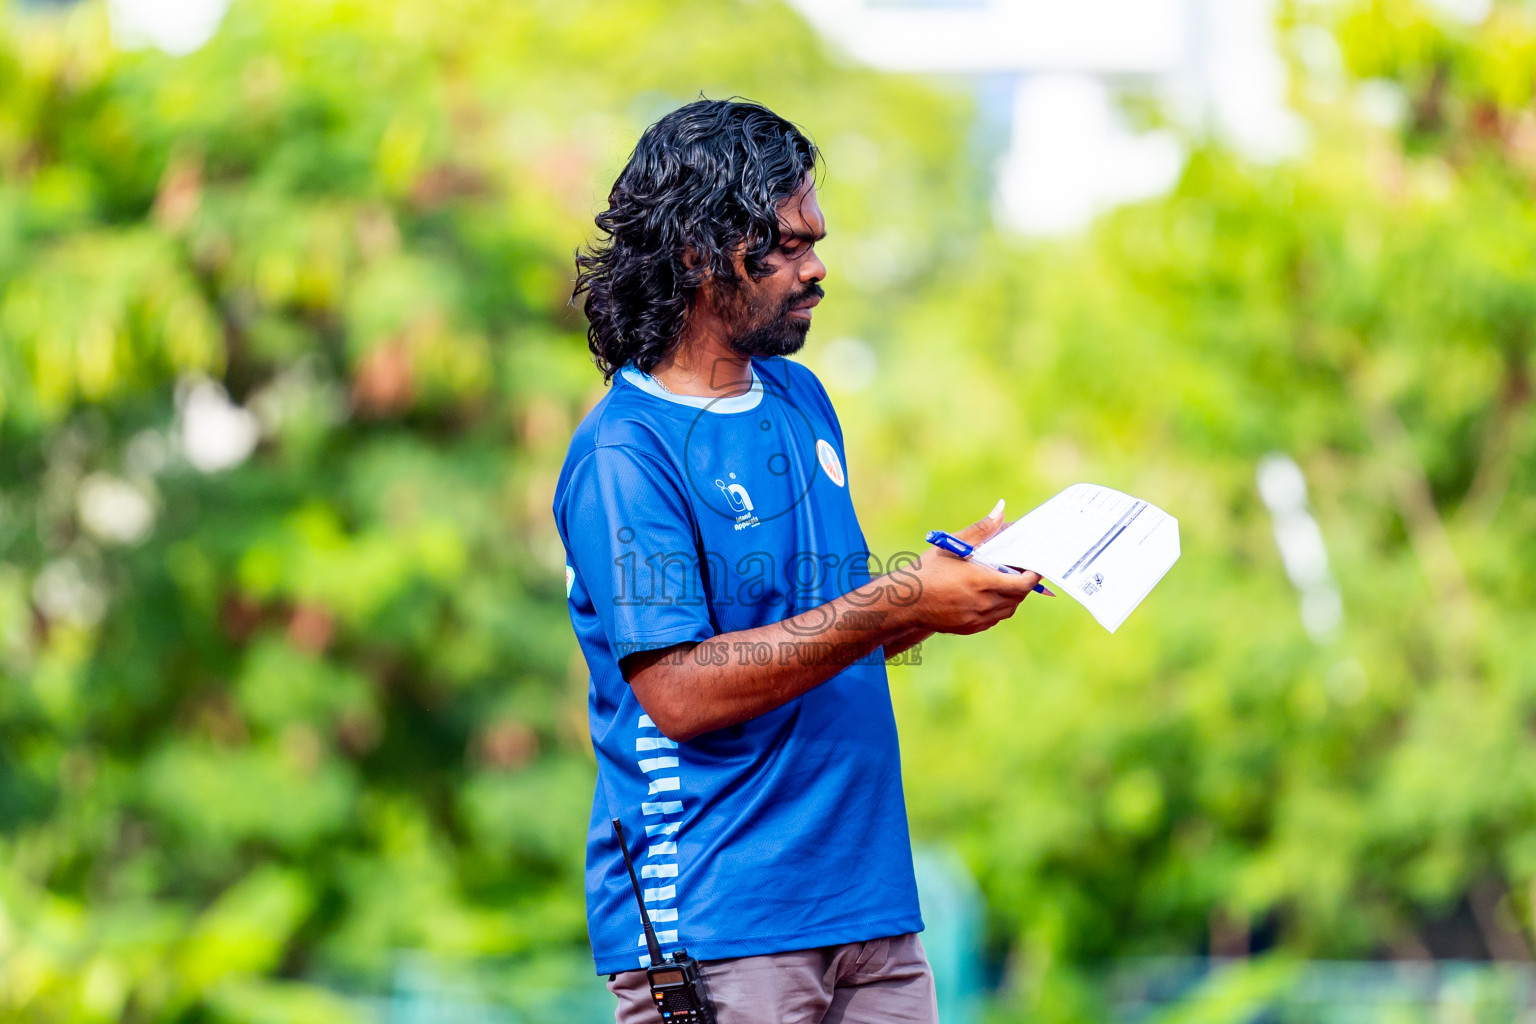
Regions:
[[559, 444, 715, 659]]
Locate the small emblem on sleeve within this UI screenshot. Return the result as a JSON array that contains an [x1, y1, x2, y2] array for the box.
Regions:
[[816, 438, 845, 488], [565, 564, 575, 598]]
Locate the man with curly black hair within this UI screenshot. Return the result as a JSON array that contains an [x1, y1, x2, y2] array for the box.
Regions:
[[555, 98, 1044, 1023]]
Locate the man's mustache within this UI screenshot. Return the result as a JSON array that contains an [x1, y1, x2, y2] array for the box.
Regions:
[[783, 282, 825, 310]]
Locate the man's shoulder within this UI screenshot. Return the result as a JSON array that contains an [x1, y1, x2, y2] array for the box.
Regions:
[[565, 381, 680, 462], [760, 358, 841, 437], [554, 384, 683, 511], [759, 356, 827, 396]]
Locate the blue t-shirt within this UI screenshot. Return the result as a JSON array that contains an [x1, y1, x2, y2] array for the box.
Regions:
[[552, 357, 923, 975]]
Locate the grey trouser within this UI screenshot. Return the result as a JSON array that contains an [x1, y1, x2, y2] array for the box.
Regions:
[[608, 933, 938, 1024]]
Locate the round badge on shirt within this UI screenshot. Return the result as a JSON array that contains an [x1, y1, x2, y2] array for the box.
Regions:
[[816, 438, 845, 487]]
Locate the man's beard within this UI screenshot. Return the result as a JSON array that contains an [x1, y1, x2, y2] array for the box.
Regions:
[[722, 282, 822, 359]]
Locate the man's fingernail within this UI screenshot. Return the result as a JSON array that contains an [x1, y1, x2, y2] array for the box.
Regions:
[[988, 499, 1005, 520]]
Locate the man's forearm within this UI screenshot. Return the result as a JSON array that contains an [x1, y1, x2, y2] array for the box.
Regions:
[[623, 577, 920, 742], [882, 628, 932, 661], [623, 531, 1043, 741]]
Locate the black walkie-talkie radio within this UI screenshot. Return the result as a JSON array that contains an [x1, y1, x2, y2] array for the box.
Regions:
[[611, 817, 715, 1023]]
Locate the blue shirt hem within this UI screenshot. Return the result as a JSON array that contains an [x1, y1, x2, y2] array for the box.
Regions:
[[592, 914, 926, 975]]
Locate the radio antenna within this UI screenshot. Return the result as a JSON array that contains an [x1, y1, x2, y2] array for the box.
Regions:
[[612, 817, 665, 966]]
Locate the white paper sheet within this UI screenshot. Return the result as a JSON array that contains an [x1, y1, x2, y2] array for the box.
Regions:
[[974, 483, 1180, 633]]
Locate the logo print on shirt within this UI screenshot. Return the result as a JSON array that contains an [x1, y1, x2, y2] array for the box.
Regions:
[[816, 439, 845, 488], [714, 473, 761, 531], [680, 376, 820, 525]]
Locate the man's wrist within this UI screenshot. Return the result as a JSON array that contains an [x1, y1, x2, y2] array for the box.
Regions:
[[873, 578, 926, 638]]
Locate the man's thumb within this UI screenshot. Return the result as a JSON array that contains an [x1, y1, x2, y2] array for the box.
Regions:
[[952, 499, 1006, 546]]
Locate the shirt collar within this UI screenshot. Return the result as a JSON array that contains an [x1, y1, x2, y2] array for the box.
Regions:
[[619, 364, 765, 413]]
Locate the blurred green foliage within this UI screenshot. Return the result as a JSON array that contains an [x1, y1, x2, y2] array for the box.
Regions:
[[2, 0, 1536, 1021]]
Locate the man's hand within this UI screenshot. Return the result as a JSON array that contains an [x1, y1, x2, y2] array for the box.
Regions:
[[903, 500, 1043, 636]]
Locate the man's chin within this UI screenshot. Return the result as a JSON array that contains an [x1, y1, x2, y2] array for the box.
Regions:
[[729, 320, 809, 359]]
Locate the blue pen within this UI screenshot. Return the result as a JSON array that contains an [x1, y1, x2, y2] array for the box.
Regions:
[[925, 529, 1055, 596]]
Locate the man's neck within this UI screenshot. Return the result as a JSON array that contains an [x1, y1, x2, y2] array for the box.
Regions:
[[647, 327, 754, 399]]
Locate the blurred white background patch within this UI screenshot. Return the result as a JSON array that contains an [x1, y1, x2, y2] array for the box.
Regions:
[[790, 0, 1308, 235], [1257, 452, 1342, 642], [177, 376, 261, 473], [77, 474, 157, 546], [32, 559, 106, 628], [993, 73, 1185, 235], [1424, 0, 1492, 22], [108, 0, 232, 55]]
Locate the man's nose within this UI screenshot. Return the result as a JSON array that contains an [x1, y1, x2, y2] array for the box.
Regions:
[[800, 250, 826, 285]]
